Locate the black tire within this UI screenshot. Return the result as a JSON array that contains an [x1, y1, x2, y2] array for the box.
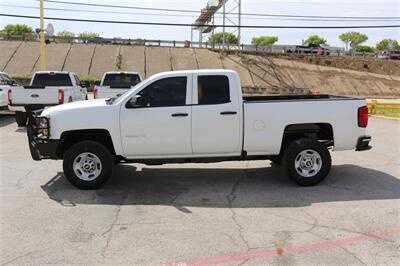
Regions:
[[15, 111, 27, 127], [282, 138, 331, 186], [63, 141, 113, 189]]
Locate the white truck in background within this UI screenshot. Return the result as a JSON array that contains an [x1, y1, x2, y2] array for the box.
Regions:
[[94, 71, 142, 99], [8, 71, 89, 126], [0, 72, 18, 109], [27, 69, 371, 189]]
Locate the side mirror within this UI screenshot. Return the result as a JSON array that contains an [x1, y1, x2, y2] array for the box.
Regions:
[[126, 95, 147, 108], [7, 80, 17, 86]]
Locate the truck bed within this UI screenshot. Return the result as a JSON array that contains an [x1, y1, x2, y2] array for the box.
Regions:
[[243, 94, 358, 102]]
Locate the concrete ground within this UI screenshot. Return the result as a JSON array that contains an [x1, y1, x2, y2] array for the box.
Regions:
[[0, 116, 399, 265]]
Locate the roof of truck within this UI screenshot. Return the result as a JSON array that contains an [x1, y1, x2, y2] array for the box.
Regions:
[[33, 71, 76, 75], [150, 69, 236, 78]]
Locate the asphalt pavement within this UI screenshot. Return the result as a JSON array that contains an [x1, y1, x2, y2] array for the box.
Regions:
[[0, 115, 399, 265]]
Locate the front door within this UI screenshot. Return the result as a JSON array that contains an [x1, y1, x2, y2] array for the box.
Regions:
[[120, 75, 192, 157]]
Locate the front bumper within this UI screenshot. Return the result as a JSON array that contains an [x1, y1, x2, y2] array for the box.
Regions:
[[356, 135, 372, 151], [27, 111, 59, 160]]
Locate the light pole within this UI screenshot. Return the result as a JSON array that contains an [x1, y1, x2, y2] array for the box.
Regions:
[[39, 0, 46, 71]]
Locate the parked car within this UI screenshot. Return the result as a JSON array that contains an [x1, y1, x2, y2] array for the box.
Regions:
[[0, 72, 18, 109], [93, 71, 142, 99], [27, 69, 371, 189], [378, 50, 400, 60], [8, 71, 88, 126], [286, 43, 330, 55]]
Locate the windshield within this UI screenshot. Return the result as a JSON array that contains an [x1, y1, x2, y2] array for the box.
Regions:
[[32, 73, 72, 86], [0, 74, 12, 85], [102, 73, 141, 87]]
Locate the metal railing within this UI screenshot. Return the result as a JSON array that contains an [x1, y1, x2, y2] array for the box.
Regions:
[[367, 99, 400, 118], [0, 33, 359, 57]]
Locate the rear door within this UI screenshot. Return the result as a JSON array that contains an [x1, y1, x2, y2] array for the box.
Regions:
[[191, 74, 241, 154]]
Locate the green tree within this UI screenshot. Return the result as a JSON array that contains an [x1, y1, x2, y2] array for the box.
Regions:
[[1, 24, 33, 35], [251, 36, 278, 46], [57, 30, 75, 42], [208, 32, 238, 44], [78, 32, 100, 40], [303, 35, 327, 45], [355, 45, 375, 53], [339, 31, 368, 51], [376, 38, 400, 51]]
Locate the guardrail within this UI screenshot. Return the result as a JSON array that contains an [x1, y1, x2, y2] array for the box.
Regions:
[[367, 99, 400, 118], [0, 33, 352, 57]]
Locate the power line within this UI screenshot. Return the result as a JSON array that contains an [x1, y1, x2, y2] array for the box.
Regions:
[[1, 13, 400, 29], [39, 0, 400, 20], [3, 4, 400, 22]]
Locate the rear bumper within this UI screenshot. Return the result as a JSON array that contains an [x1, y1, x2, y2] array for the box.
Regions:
[[356, 135, 372, 151]]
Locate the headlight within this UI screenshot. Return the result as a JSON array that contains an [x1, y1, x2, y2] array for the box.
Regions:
[[37, 116, 50, 139]]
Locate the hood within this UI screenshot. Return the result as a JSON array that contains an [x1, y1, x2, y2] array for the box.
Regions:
[[42, 99, 108, 117]]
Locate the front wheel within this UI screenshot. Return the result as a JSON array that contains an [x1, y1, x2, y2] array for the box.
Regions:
[[63, 141, 113, 189], [15, 111, 27, 127], [283, 138, 331, 186]]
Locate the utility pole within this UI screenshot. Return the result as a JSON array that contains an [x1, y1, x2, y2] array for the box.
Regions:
[[222, 1, 226, 49], [237, 0, 241, 48], [39, 0, 46, 71]]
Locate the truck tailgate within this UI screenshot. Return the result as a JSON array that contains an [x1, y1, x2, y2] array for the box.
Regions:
[[11, 86, 60, 105]]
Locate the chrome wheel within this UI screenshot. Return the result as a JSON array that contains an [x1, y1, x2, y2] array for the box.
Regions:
[[294, 149, 322, 178], [73, 152, 102, 181]]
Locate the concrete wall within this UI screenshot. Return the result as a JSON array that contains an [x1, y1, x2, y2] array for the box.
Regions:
[[1, 40, 399, 97], [121, 46, 145, 78], [89, 44, 119, 77], [4, 42, 39, 76], [145, 47, 171, 77], [33, 43, 71, 73], [62, 43, 96, 77], [0, 41, 21, 72]]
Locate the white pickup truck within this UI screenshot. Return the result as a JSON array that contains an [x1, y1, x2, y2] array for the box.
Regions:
[[0, 72, 18, 109], [8, 71, 88, 126], [27, 69, 371, 189], [94, 71, 142, 99]]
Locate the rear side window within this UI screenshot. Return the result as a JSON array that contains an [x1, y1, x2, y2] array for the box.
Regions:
[[103, 73, 141, 87], [138, 77, 187, 107], [32, 73, 72, 86], [198, 75, 230, 105]]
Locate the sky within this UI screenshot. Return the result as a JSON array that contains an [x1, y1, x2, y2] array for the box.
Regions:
[[0, 0, 399, 48]]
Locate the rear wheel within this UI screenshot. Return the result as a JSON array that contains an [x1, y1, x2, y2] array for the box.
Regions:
[[283, 138, 331, 186], [15, 111, 27, 127], [63, 141, 113, 189]]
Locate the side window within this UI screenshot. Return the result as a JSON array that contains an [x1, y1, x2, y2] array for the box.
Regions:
[[74, 75, 81, 86], [198, 75, 230, 105], [138, 77, 187, 107]]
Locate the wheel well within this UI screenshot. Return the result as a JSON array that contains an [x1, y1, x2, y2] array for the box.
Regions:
[[57, 129, 116, 158], [279, 123, 334, 155]]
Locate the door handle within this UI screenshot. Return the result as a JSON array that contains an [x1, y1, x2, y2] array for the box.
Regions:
[[171, 113, 189, 117], [220, 111, 237, 115]]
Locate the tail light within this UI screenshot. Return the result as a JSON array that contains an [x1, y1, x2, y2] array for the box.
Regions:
[[8, 89, 12, 105], [93, 87, 98, 99], [58, 88, 64, 104], [358, 106, 368, 128]]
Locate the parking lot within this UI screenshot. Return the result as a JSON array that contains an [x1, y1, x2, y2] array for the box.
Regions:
[[0, 115, 399, 265]]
